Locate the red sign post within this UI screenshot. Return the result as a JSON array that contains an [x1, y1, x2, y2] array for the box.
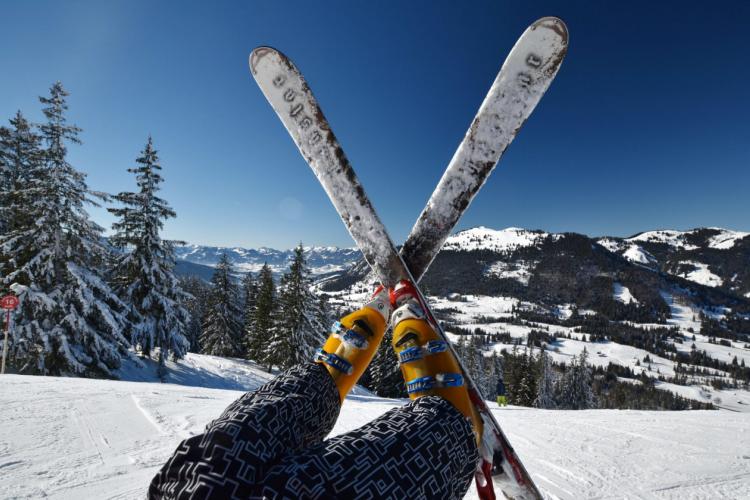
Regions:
[[1, 295, 19, 374]]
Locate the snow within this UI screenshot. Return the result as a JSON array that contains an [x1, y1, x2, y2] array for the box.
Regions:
[[653, 380, 750, 411], [430, 294, 518, 323], [595, 238, 622, 253], [660, 291, 702, 333], [674, 332, 750, 370], [436, 291, 750, 411], [622, 244, 657, 265], [628, 228, 748, 251], [677, 261, 724, 287], [2, 366, 750, 499], [540, 338, 679, 377], [117, 352, 373, 396], [708, 229, 749, 250], [628, 230, 699, 250], [443, 227, 548, 253], [485, 260, 535, 285], [613, 282, 638, 304]]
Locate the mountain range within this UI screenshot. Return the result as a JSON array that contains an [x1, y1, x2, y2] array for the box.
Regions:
[[175, 227, 750, 306], [173, 244, 361, 281]]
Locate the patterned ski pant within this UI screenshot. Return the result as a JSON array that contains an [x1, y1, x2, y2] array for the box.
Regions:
[[149, 363, 477, 499]]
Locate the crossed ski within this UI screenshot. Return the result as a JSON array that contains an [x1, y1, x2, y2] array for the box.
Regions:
[[249, 17, 567, 500]]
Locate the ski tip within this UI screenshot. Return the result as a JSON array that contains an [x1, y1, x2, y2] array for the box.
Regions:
[[532, 16, 568, 44], [249, 46, 286, 74]]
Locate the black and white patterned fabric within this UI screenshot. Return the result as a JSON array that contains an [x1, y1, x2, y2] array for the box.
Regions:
[[149, 363, 477, 500]]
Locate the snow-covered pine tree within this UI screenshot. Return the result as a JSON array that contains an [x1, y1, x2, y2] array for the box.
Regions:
[[0, 112, 42, 252], [0, 124, 10, 235], [368, 329, 404, 398], [180, 276, 211, 352], [268, 245, 327, 369], [534, 349, 557, 409], [0, 82, 129, 376], [246, 263, 275, 367], [503, 344, 521, 404], [241, 271, 259, 353], [557, 348, 596, 409], [108, 137, 189, 377], [200, 253, 243, 357], [482, 351, 502, 400], [516, 349, 538, 406]]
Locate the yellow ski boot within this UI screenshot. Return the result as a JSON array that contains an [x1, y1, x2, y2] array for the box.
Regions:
[[315, 286, 391, 402], [390, 280, 483, 445]]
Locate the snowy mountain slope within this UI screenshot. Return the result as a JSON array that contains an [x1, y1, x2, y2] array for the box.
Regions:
[[629, 228, 749, 250], [618, 227, 750, 295], [2, 370, 749, 499], [443, 226, 550, 253]]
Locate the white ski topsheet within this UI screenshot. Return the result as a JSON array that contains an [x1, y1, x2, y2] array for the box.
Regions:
[[2, 354, 749, 500]]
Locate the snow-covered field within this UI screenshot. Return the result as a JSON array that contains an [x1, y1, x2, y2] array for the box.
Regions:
[[2, 354, 750, 499], [325, 281, 750, 414]]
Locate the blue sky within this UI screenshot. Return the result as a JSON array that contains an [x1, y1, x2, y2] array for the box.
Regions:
[[2, 1, 748, 248]]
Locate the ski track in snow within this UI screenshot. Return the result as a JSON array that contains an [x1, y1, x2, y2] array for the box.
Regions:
[[2, 368, 750, 500]]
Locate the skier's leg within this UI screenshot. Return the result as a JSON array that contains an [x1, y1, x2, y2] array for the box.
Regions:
[[255, 282, 480, 499], [148, 288, 391, 499], [256, 395, 477, 499], [148, 362, 340, 499]]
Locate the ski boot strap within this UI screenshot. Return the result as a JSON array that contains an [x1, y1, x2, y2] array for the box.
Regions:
[[314, 349, 353, 375], [398, 340, 448, 364], [406, 373, 464, 394]]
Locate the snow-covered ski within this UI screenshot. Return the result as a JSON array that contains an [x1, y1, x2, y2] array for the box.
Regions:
[[250, 19, 567, 497], [401, 17, 568, 281]]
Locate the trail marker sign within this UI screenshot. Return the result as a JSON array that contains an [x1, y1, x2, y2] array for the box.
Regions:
[[1, 295, 18, 374], [1, 295, 19, 310]]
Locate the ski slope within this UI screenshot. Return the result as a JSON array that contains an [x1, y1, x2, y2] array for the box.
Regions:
[[1, 355, 749, 499]]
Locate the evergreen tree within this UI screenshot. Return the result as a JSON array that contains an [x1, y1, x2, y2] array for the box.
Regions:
[[180, 276, 210, 353], [0, 82, 129, 376], [503, 346, 539, 406], [516, 349, 538, 406], [0, 111, 42, 236], [108, 137, 189, 377], [483, 351, 503, 400], [368, 329, 405, 397], [558, 349, 596, 409], [247, 263, 275, 367], [268, 245, 327, 369], [200, 254, 243, 357], [242, 271, 259, 340], [504, 345, 522, 404], [535, 350, 557, 409]]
